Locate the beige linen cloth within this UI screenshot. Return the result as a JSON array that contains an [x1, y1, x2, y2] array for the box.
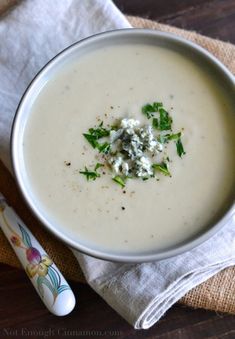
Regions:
[[0, 0, 235, 329]]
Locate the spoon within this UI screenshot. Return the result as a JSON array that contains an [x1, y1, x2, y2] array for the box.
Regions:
[[0, 193, 76, 316]]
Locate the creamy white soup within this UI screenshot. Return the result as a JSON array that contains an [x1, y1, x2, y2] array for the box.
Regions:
[[23, 43, 235, 255]]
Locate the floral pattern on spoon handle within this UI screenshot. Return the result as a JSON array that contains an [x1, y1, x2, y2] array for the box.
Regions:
[[0, 193, 76, 316]]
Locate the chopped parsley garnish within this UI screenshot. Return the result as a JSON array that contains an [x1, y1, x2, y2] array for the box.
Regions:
[[79, 163, 103, 181], [83, 122, 111, 154], [80, 101, 186, 186], [142, 104, 155, 119], [83, 133, 99, 149], [142, 101, 172, 130], [153, 102, 163, 111], [157, 132, 185, 157], [112, 175, 126, 188], [159, 108, 172, 131], [94, 163, 104, 171], [156, 132, 185, 157], [166, 132, 181, 141], [97, 142, 111, 154], [152, 162, 171, 176], [152, 118, 159, 129], [88, 122, 110, 139], [142, 102, 163, 119], [176, 138, 186, 157]]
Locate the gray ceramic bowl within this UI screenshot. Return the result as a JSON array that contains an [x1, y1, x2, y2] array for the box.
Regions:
[[11, 29, 235, 262]]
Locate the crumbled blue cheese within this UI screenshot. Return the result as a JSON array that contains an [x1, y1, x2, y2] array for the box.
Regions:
[[111, 156, 123, 174], [135, 156, 153, 177], [108, 118, 163, 178], [121, 161, 129, 176], [120, 118, 140, 129], [109, 157, 130, 176], [139, 125, 163, 152], [110, 129, 123, 143]]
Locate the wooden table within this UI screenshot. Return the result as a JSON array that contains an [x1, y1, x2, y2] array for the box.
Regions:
[[1, 1, 235, 338]]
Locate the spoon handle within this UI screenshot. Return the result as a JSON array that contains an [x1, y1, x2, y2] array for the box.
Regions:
[[0, 193, 76, 316]]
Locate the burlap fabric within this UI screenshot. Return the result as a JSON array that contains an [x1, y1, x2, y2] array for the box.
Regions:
[[0, 2, 235, 315]]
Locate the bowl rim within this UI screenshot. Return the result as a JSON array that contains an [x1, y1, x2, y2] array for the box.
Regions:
[[11, 28, 235, 263]]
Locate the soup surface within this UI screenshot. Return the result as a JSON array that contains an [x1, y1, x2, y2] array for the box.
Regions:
[[23, 43, 235, 255]]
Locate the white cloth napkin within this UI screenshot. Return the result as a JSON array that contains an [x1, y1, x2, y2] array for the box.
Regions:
[[0, 0, 131, 170], [0, 0, 234, 329]]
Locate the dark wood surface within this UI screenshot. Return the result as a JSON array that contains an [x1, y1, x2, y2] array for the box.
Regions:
[[114, 0, 235, 43], [1, 1, 235, 338], [1, 264, 235, 339]]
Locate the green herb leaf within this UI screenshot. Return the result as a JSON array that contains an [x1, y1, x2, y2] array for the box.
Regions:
[[79, 167, 100, 181], [97, 142, 111, 154], [142, 104, 155, 119], [94, 163, 104, 171], [153, 102, 163, 111], [83, 133, 99, 148], [176, 138, 186, 157], [88, 124, 110, 139], [83, 122, 111, 152], [142, 102, 163, 119], [166, 132, 181, 140], [157, 132, 181, 144], [143, 102, 172, 129], [152, 118, 159, 129], [152, 162, 171, 176], [159, 108, 172, 131], [79, 163, 103, 181], [112, 176, 126, 188]]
